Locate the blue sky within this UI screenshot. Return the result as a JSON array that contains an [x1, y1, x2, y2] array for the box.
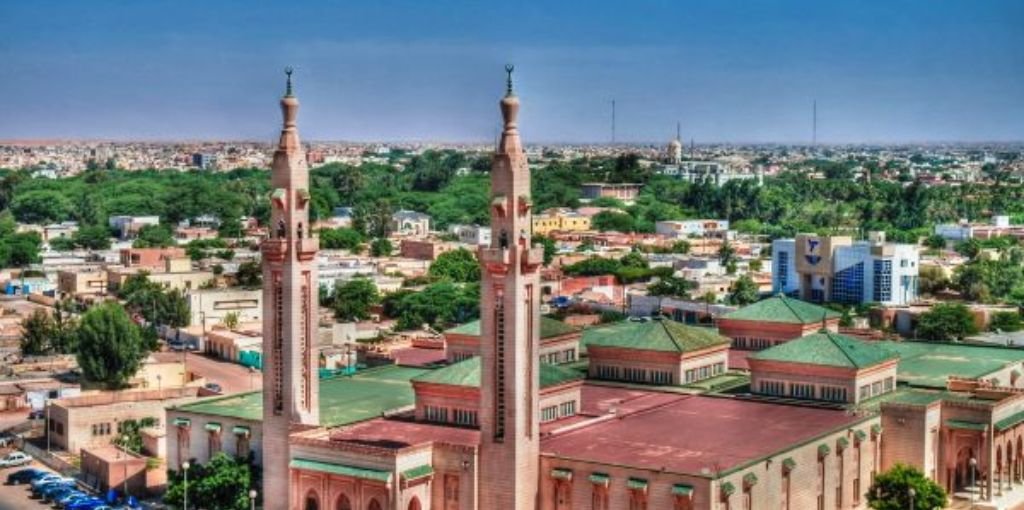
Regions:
[[1, 0, 1022, 143]]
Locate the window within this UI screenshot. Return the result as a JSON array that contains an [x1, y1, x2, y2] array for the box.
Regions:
[[542, 406, 558, 422], [425, 406, 448, 423], [859, 385, 870, 400], [208, 431, 221, 456], [652, 371, 673, 384], [873, 260, 892, 302], [444, 474, 459, 510], [591, 486, 609, 510], [883, 378, 894, 392], [760, 380, 785, 396], [236, 434, 250, 458], [790, 384, 815, 399], [820, 386, 847, 402], [453, 409, 478, 427], [555, 480, 572, 510], [560, 401, 576, 417], [832, 262, 865, 304], [336, 494, 352, 510]]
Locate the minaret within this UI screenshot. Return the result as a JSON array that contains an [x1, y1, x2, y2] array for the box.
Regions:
[[260, 68, 319, 508], [478, 65, 544, 510]]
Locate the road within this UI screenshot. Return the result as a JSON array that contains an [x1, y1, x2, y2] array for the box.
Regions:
[[153, 351, 262, 395]]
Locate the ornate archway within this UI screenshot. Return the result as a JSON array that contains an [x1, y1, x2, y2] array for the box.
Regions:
[[336, 494, 352, 510], [368, 499, 382, 510], [305, 490, 320, 510], [955, 446, 977, 490], [408, 497, 422, 510]]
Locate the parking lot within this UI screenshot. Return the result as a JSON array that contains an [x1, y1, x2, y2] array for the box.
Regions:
[[0, 459, 60, 510]]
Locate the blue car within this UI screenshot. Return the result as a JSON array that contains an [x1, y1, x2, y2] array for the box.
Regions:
[[5, 467, 45, 485], [41, 483, 79, 502], [56, 492, 90, 508], [66, 498, 106, 510], [36, 480, 75, 498]]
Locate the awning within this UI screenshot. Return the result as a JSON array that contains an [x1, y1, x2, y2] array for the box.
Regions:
[[871, 424, 883, 435], [996, 410, 1024, 431], [720, 481, 736, 496], [232, 425, 251, 437], [743, 473, 758, 487], [946, 419, 988, 432], [204, 422, 222, 433], [173, 417, 191, 428], [836, 437, 850, 449], [854, 430, 868, 442], [627, 478, 648, 491], [401, 465, 433, 483], [551, 468, 573, 481], [818, 444, 831, 457], [290, 459, 391, 483], [672, 484, 694, 497], [588, 473, 610, 486]]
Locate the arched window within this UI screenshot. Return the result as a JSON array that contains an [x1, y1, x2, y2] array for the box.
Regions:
[[368, 499, 382, 510], [336, 494, 352, 510], [408, 497, 422, 510], [305, 490, 320, 510]]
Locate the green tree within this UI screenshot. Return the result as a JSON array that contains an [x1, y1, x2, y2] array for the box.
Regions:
[[727, 275, 760, 305], [718, 240, 737, 267], [916, 303, 978, 342], [235, 260, 262, 288], [320, 227, 364, 251], [647, 276, 695, 298], [564, 257, 623, 277], [533, 235, 557, 265], [222, 311, 240, 330], [670, 240, 690, 254], [370, 238, 394, 257], [132, 224, 175, 248], [332, 278, 380, 321], [20, 310, 54, 356], [990, 311, 1023, 333], [866, 463, 946, 510], [164, 453, 257, 510], [9, 189, 71, 223], [591, 211, 635, 232], [917, 265, 949, 296], [924, 234, 946, 250], [217, 216, 243, 239], [76, 302, 149, 388], [73, 225, 113, 250], [428, 248, 480, 282], [387, 282, 480, 330]]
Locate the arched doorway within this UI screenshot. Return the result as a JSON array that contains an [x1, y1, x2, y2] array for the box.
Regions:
[[1008, 444, 1015, 486], [997, 445, 1004, 492], [956, 447, 977, 490], [336, 494, 352, 510], [305, 490, 320, 510], [408, 497, 421, 510], [368, 499, 382, 510]]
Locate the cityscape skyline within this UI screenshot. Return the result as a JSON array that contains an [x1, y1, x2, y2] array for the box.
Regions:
[[2, 0, 1023, 144]]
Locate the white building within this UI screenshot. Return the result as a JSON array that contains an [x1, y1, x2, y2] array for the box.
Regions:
[[655, 219, 730, 239], [391, 210, 431, 236], [448, 224, 491, 246], [108, 215, 160, 240], [772, 233, 920, 306], [659, 161, 763, 186]]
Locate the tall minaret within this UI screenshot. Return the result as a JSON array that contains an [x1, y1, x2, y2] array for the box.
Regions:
[[478, 65, 544, 510], [260, 68, 319, 508]]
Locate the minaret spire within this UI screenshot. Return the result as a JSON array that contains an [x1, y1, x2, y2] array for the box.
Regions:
[[284, 66, 294, 97], [505, 63, 514, 96]]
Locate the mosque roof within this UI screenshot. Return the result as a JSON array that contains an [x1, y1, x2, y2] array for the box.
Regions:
[[582, 318, 730, 354], [721, 294, 840, 324], [412, 356, 584, 389], [444, 316, 579, 339], [750, 330, 897, 369]]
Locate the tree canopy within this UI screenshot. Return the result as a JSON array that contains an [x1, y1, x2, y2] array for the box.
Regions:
[[164, 453, 258, 510], [75, 302, 150, 388], [428, 248, 480, 283], [916, 303, 978, 341], [866, 463, 946, 510]]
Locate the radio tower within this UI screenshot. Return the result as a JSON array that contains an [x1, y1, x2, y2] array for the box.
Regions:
[[812, 99, 817, 146], [611, 99, 616, 145]]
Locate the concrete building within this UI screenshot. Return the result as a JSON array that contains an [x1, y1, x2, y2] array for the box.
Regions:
[[57, 268, 108, 299], [772, 233, 920, 305], [392, 210, 431, 236], [532, 209, 592, 235], [655, 219, 730, 239], [443, 317, 580, 365], [186, 288, 262, 329], [109, 215, 161, 240], [579, 182, 642, 202], [399, 239, 457, 261], [448, 224, 491, 246], [658, 160, 763, 186], [118, 247, 188, 270]]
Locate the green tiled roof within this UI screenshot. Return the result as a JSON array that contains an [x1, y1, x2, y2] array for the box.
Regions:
[[582, 318, 730, 354], [589, 473, 610, 485], [996, 411, 1024, 431], [412, 356, 583, 389], [174, 365, 429, 426], [172, 417, 190, 427], [290, 458, 391, 482], [879, 341, 1024, 389], [750, 330, 897, 369], [722, 294, 840, 324], [203, 422, 221, 432], [401, 464, 433, 482], [627, 477, 648, 490], [551, 468, 572, 480], [231, 425, 250, 436], [672, 484, 694, 496], [946, 420, 988, 431], [444, 317, 579, 339], [782, 458, 796, 471]]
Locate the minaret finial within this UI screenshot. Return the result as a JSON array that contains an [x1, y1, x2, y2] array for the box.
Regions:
[[505, 64, 515, 96], [285, 67, 294, 97]]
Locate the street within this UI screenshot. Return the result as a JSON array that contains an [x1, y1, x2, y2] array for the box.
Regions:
[[152, 351, 262, 395]]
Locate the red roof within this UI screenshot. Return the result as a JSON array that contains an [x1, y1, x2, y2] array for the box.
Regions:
[[329, 418, 480, 450], [541, 391, 862, 475], [392, 347, 447, 367], [728, 349, 753, 371]]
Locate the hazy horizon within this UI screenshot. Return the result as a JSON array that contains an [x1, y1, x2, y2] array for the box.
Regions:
[[2, 1, 1022, 144]]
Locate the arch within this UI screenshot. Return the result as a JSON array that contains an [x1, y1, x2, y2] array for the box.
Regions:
[[305, 489, 320, 510], [407, 497, 421, 510], [955, 446, 977, 490], [335, 494, 352, 510], [1018, 436, 1024, 482], [368, 499, 382, 510]]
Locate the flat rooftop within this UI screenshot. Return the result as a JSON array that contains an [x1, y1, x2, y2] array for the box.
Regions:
[[541, 391, 866, 477], [328, 418, 480, 450], [173, 365, 428, 426], [882, 341, 1024, 389]]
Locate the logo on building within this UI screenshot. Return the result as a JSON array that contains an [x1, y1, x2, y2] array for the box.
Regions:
[[804, 238, 822, 266]]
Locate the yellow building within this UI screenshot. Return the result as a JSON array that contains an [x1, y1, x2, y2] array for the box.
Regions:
[[532, 208, 592, 235]]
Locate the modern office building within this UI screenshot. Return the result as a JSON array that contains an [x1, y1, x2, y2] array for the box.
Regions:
[[772, 233, 919, 305]]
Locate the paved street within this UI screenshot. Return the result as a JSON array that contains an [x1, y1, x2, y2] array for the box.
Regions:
[[0, 459, 58, 510], [153, 351, 262, 395]]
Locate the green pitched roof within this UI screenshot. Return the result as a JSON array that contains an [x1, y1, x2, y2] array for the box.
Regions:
[[722, 294, 840, 324], [290, 458, 391, 482], [412, 356, 584, 389], [750, 330, 898, 369], [582, 318, 730, 354], [444, 317, 579, 339]]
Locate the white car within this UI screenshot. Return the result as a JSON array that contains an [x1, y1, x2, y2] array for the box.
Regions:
[[0, 451, 32, 468]]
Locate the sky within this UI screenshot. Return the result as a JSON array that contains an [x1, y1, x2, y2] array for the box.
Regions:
[[0, 0, 1022, 144]]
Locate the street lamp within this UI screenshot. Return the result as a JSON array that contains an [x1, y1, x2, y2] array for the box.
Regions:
[[249, 489, 258, 510], [121, 434, 130, 498], [970, 457, 978, 508], [182, 461, 191, 510], [908, 487, 916, 510], [156, 374, 162, 392]]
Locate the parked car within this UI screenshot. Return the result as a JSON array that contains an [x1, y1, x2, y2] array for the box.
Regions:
[[27, 409, 45, 420], [57, 493, 90, 508], [6, 467, 45, 484], [204, 382, 223, 393], [67, 497, 106, 510], [34, 476, 75, 495], [0, 451, 32, 468], [40, 482, 78, 501]]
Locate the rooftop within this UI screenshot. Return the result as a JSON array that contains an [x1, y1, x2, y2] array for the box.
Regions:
[[882, 341, 1024, 389], [444, 316, 579, 339], [328, 418, 480, 450], [582, 318, 730, 354], [173, 365, 428, 425], [541, 391, 867, 477], [750, 330, 898, 369], [721, 294, 840, 325], [412, 357, 584, 389]]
